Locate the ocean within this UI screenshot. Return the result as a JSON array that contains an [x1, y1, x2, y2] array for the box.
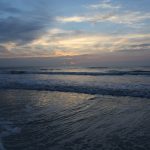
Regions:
[[0, 66, 150, 150]]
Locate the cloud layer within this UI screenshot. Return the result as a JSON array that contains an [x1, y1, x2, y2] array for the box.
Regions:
[[56, 0, 150, 27], [0, 0, 149, 58]]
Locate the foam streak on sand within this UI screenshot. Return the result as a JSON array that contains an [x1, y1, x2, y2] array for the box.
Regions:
[[0, 120, 21, 150]]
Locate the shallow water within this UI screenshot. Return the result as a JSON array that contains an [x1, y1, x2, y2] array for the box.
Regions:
[[0, 90, 150, 150]]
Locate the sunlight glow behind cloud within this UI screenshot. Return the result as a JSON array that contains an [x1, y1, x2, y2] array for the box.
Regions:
[[0, 0, 149, 61]]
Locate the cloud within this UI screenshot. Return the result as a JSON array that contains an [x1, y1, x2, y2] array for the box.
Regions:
[[0, 17, 48, 44], [56, 0, 150, 28], [0, 45, 9, 53], [56, 11, 150, 27], [129, 43, 150, 49], [0, 0, 54, 57], [0, 1, 52, 46], [0, 1, 21, 14], [0, 0, 149, 58], [0, 26, 150, 57], [86, 0, 121, 10], [56, 16, 85, 23], [21, 28, 150, 57], [0, 45, 12, 56]]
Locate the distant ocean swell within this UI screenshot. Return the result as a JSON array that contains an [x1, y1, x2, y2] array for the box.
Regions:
[[0, 67, 150, 98], [1, 70, 150, 76]]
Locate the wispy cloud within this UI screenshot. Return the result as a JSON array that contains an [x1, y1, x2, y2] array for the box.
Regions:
[[56, 1, 150, 28], [86, 0, 121, 10], [56, 11, 150, 27]]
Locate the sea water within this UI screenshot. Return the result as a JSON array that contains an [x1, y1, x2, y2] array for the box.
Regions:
[[0, 66, 150, 150]]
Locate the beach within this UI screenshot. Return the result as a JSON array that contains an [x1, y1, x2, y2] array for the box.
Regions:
[[0, 67, 150, 150]]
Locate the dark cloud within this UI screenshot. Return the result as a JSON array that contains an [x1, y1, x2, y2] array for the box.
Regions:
[[0, 45, 11, 56], [0, 17, 47, 44], [0, 0, 52, 45], [0, 46, 8, 53], [130, 43, 150, 48], [0, 1, 21, 14], [116, 43, 150, 53], [118, 49, 150, 53]]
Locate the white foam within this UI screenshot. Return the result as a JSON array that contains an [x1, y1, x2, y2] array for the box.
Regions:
[[25, 105, 33, 113], [0, 139, 6, 150], [0, 120, 21, 150]]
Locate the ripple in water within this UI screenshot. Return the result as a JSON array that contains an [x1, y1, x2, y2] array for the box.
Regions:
[[0, 90, 150, 150]]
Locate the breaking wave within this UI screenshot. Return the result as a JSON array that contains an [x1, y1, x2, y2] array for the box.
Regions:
[[0, 82, 150, 98]]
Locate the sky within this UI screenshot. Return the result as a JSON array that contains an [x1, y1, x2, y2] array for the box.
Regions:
[[0, 0, 150, 66]]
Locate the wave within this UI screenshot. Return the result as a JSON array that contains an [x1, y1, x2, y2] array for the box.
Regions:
[[1, 70, 150, 76], [1, 83, 150, 98]]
